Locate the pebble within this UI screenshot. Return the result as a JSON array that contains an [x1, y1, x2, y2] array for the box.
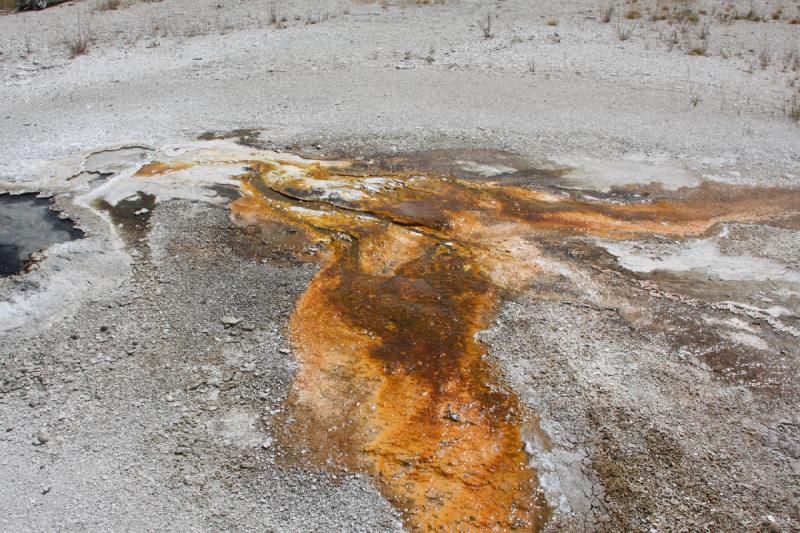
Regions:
[[278, 348, 291, 354], [36, 430, 50, 445], [262, 438, 273, 449], [221, 316, 242, 327], [443, 406, 461, 422]]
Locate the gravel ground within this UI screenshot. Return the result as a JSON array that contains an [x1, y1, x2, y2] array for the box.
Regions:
[[1, 198, 403, 531], [0, 0, 798, 186], [1, 0, 800, 531]]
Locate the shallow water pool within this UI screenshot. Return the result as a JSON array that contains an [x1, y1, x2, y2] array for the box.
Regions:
[[0, 193, 82, 276]]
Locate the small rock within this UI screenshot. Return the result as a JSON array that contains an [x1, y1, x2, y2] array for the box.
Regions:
[[134, 208, 149, 216], [241, 323, 255, 332], [221, 316, 242, 327], [41, 486, 51, 495], [523, 440, 535, 455], [36, 430, 50, 445], [165, 394, 175, 402], [278, 348, 291, 354], [262, 438, 273, 449], [444, 407, 461, 423]]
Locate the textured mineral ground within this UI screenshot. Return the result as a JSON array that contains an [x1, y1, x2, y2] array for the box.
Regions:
[[2, 140, 799, 531], [2, 0, 800, 531]]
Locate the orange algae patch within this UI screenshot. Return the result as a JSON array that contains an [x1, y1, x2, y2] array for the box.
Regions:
[[228, 165, 549, 530], [134, 161, 194, 177], [212, 155, 800, 531], [288, 238, 544, 530]]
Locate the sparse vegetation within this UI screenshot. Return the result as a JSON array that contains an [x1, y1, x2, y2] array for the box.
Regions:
[[96, 0, 121, 11], [782, 48, 800, 72], [478, 13, 493, 39], [23, 21, 33, 55], [789, 92, 800, 122], [659, 27, 679, 50], [687, 25, 710, 56], [688, 45, 707, 56], [61, 13, 92, 58], [615, 16, 635, 41], [600, 3, 614, 23], [624, 8, 641, 20], [695, 22, 710, 40], [733, 2, 763, 22], [269, 4, 285, 28], [425, 45, 435, 64], [759, 45, 771, 69]]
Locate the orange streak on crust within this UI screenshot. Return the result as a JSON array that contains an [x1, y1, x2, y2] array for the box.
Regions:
[[288, 237, 546, 531], [134, 155, 800, 532], [133, 161, 194, 177]]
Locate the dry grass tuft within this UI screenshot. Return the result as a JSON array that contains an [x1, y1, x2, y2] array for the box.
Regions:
[[733, 2, 763, 22], [600, 3, 614, 23], [96, 0, 121, 11], [782, 48, 800, 72], [625, 8, 642, 20], [615, 13, 635, 41], [478, 13, 493, 39], [788, 92, 800, 122], [759, 45, 771, 69], [61, 14, 92, 58]]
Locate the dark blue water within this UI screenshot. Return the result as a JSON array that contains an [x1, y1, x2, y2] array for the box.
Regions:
[[0, 193, 83, 276]]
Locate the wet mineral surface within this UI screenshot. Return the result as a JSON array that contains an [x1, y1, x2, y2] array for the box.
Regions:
[[0, 193, 82, 277], [104, 147, 798, 531], [5, 142, 799, 531]]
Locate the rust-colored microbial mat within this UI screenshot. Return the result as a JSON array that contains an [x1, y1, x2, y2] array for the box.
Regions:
[[135, 152, 800, 531]]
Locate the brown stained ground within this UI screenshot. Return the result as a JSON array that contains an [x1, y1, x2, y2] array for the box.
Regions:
[[94, 192, 156, 246], [122, 153, 800, 532]]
